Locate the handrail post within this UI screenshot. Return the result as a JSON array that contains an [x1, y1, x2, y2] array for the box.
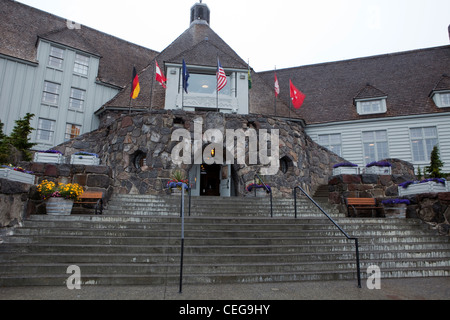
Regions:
[[254, 173, 273, 218], [354, 238, 361, 288], [179, 183, 186, 294]]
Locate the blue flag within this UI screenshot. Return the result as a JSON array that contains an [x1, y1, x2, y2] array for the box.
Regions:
[[182, 59, 189, 94]]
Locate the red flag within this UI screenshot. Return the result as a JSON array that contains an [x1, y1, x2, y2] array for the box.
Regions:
[[155, 61, 167, 89], [274, 72, 280, 97], [289, 79, 305, 109]]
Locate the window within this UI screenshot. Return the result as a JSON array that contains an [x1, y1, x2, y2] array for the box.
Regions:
[[65, 124, 81, 141], [362, 130, 389, 164], [48, 46, 64, 69], [189, 73, 231, 96], [37, 118, 56, 142], [74, 54, 89, 75], [42, 81, 60, 105], [410, 127, 438, 162], [318, 134, 342, 156], [356, 98, 387, 115], [69, 88, 86, 111], [435, 92, 450, 108]]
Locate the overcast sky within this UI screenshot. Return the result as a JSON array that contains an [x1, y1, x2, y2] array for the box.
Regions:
[[16, 0, 450, 72]]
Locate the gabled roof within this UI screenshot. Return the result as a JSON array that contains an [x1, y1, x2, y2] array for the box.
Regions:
[[0, 0, 158, 88], [354, 84, 387, 101], [431, 74, 450, 92], [103, 21, 269, 111], [259, 45, 450, 124]]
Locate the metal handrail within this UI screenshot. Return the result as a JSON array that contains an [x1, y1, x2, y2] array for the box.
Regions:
[[254, 173, 273, 218], [293, 186, 361, 288]]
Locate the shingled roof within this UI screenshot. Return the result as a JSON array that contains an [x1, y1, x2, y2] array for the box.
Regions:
[[0, 0, 158, 88], [102, 20, 292, 115], [259, 45, 450, 124]]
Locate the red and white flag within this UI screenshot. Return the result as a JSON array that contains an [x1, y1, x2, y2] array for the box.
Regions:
[[217, 59, 227, 92], [290, 79, 306, 109], [155, 61, 167, 89], [274, 72, 280, 97]]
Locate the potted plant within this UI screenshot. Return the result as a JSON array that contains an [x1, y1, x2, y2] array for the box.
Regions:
[[70, 151, 100, 165], [37, 180, 84, 215], [34, 149, 64, 164], [364, 161, 392, 175], [332, 162, 359, 175], [167, 169, 189, 195], [0, 164, 35, 184], [246, 177, 271, 197], [399, 178, 447, 196], [381, 198, 410, 218]]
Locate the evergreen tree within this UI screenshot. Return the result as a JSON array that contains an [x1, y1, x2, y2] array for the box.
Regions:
[[0, 119, 10, 164], [7, 113, 36, 162], [425, 145, 445, 179]]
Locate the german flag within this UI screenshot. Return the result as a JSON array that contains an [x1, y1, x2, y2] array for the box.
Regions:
[[130, 67, 140, 99]]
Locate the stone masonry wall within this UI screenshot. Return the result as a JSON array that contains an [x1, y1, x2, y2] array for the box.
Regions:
[[17, 162, 113, 215], [56, 110, 345, 198]]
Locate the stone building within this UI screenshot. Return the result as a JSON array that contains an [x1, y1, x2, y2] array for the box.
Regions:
[[2, 1, 449, 198]]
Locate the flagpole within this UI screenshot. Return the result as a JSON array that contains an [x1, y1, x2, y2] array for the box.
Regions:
[[274, 66, 277, 116], [216, 55, 219, 112], [150, 60, 156, 112]]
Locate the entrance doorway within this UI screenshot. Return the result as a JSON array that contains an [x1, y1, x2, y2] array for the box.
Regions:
[[189, 164, 234, 197], [200, 164, 221, 196]]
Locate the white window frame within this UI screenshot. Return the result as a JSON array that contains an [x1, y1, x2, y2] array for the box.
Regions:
[[318, 133, 342, 157], [69, 88, 86, 111], [36, 118, 56, 142], [48, 46, 65, 69], [432, 91, 450, 108], [74, 53, 89, 75], [42, 81, 61, 105], [362, 130, 389, 164], [410, 126, 439, 162], [65, 123, 82, 141], [355, 97, 387, 115]]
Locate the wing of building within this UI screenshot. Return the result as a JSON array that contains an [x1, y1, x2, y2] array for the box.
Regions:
[[1, 0, 450, 173], [0, 0, 158, 150]]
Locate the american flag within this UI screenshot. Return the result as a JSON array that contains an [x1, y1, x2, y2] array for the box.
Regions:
[[216, 59, 227, 92]]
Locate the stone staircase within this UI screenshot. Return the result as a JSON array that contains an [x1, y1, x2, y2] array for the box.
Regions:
[[0, 194, 449, 287]]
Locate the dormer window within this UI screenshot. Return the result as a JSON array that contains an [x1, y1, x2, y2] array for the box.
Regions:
[[355, 97, 387, 115], [431, 91, 450, 108], [430, 75, 450, 108], [354, 84, 387, 115]]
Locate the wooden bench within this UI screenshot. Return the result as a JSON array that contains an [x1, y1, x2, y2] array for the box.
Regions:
[[346, 198, 382, 217], [74, 191, 104, 215]]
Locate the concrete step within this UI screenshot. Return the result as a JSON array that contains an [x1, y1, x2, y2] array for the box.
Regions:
[[0, 194, 449, 287]]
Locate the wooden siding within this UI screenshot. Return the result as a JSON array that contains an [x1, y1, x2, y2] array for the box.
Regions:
[[306, 113, 450, 173], [0, 40, 119, 150]]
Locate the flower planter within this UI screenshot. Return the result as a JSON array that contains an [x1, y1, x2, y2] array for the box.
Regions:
[[46, 197, 74, 215], [0, 168, 35, 184], [34, 152, 64, 164], [383, 204, 407, 219], [364, 166, 392, 175], [255, 188, 267, 197], [70, 155, 100, 165], [332, 167, 360, 175], [399, 181, 448, 196]]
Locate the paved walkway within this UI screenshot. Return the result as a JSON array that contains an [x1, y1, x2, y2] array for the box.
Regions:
[[1, 277, 449, 300]]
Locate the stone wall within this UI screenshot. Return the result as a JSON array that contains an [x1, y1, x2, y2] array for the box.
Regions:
[[17, 163, 113, 215], [56, 110, 345, 198], [404, 192, 450, 235], [0, 178, 31, 227]]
